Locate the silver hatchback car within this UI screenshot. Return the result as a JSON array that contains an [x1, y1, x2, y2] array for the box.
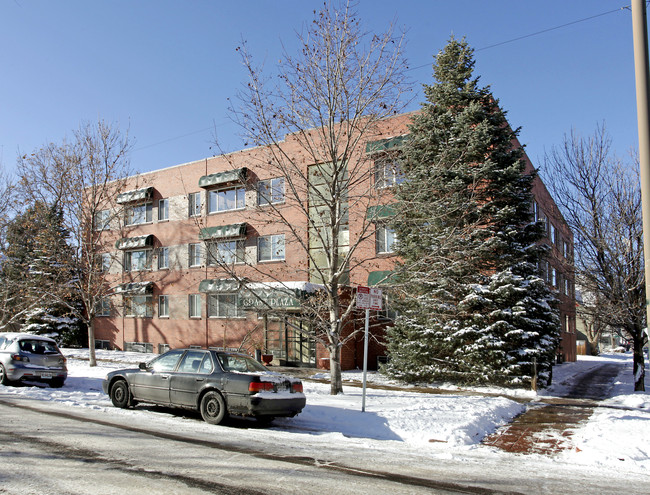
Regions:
[[0, 333, 67, 388]]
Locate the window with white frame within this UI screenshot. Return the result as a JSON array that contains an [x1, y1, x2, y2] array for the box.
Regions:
[[208, 293, 240, 318], [100, 253, 111, 272], [258, 234, 285, 262], [551, 267, 558, 287], [96, 297, 111, 317], [158, 247, 169, 270], [208, 186, 246, 213], [189, 294, 202, 318], [158, 295, 169, 318], [376, 225, 396, 254], [126, 203, 152, 226], [207, 240, 245, 265], [94, 210, 111, 231], [158, 198, 169, 221], [124, 249, 152, 271], [125, 295, 153, 318], [258, 178, 285, 205], [188, 192, 201, 217], [188, 243, 201, 267], [373, 156, 404, 189]]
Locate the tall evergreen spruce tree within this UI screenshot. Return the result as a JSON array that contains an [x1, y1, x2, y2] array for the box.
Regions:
[[4, 202, 85, 344], [385, 37, 559, 387]]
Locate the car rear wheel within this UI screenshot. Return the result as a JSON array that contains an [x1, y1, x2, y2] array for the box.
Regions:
[[200, 391, 227, 425], [110, 379, 132, 408], [0, 364, 11, 386]]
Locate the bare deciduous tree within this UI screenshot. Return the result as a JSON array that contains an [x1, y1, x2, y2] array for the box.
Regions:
[[17, 120, 133, 366], [544, 124, 646, 391], [219, 2, 409, 394]]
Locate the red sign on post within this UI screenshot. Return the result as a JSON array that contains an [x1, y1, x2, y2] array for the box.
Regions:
[[356, 286, 382, 311]]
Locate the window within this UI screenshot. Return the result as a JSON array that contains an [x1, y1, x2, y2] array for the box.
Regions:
[[551, 267, 558, 288], [125, 295, 153, 318], [124, 249, 152, 271], [208, 293, 240, 318], [189, 294, 202, 318], [126, 203, 152, 225], [189, 192, 201, 217], [208, 240, 245, 265], [188, 243, 201, 267], [175, 351, 214, 373], [258, 178, 285, 205], [94, 210, 111, 231], [563, 240, 572, 260], [208, 186, 246, 213], [258, 234, 285, 261], [376, 226, 396, 254], [158, 295, 169, 318], [151, 350, 184, 372], [96, 297, 111, 317], [550, 223, 558, 246], [376, 294, 398, 321], [100, 253, 111, 272], [158, 198, 169, 221], [158, 247, 169, 270], [373, 157, 404, 189]]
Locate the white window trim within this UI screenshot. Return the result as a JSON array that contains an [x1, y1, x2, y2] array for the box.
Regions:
[[257, 177, 285, 206], [207, 186, 247, 214], [257, 234, 285, 262], [208, 293, 242, 319], [158, 295, 169, 318], [189, 294, 202, 319]]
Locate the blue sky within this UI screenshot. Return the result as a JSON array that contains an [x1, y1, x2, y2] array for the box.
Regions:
[[0, 1, 641, 178]]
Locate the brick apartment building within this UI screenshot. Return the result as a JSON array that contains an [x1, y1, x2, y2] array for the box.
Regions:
[[94, 112, 576, 369]]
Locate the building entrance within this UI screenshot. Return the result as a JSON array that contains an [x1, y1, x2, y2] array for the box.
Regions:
[[264, 316, 316, 367]]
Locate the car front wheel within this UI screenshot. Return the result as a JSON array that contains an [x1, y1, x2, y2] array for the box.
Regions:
[[200, 391, 227, 425], [110, 379, 132, 408]]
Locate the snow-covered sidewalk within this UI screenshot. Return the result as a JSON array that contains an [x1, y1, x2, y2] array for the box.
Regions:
[[1, 349, 648, 473]]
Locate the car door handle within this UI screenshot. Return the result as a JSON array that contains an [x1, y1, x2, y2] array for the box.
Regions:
[[196, 378, 204, 382], [161, 375, 170, 380]]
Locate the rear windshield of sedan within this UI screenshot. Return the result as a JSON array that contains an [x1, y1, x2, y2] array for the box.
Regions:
[[19, 340, 59, 354], [218, 354, 268, 373]]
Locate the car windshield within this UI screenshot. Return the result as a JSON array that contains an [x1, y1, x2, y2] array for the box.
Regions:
[[218, 354, 268, 373], [19, 340, 59, 354]]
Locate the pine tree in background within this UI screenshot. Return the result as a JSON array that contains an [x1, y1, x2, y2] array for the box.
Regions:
[[385, 37, 558, 387], [3, 201, 85, 345]]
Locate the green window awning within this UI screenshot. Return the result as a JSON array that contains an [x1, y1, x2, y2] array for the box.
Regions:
[[366, 135, 408, 153], [368, 270, 398, 287], [199, 278, 242, 293], [116, 187, 154, 204], [199, 223, 247, 240], [198, 168, 248, 189], [115, 234, 154, 250], [115, 281, 154, 294], [366, 203, 398, 221]]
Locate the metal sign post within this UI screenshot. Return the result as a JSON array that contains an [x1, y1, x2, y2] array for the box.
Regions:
[[356, 286, 382, 412]]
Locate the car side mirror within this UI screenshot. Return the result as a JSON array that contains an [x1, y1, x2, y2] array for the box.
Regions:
[[138, 362, 148, 371]]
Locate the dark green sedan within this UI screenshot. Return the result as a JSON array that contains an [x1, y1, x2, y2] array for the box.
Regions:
[[102, 349, 306, 425]]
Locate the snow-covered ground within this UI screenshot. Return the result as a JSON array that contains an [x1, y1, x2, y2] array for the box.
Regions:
[[1, 349, 648, 473]]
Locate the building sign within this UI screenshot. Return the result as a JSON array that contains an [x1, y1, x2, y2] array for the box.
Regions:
[[239, 289, 301, 310], [356, 286, 382, 311]]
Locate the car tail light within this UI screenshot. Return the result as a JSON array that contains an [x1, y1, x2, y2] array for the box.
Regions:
[[249, 381, 274, 393], [292, 382, 303, 393], [11, 353, 29, 362]]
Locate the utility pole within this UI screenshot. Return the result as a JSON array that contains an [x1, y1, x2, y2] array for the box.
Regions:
[[632, 0, 650, 327]]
